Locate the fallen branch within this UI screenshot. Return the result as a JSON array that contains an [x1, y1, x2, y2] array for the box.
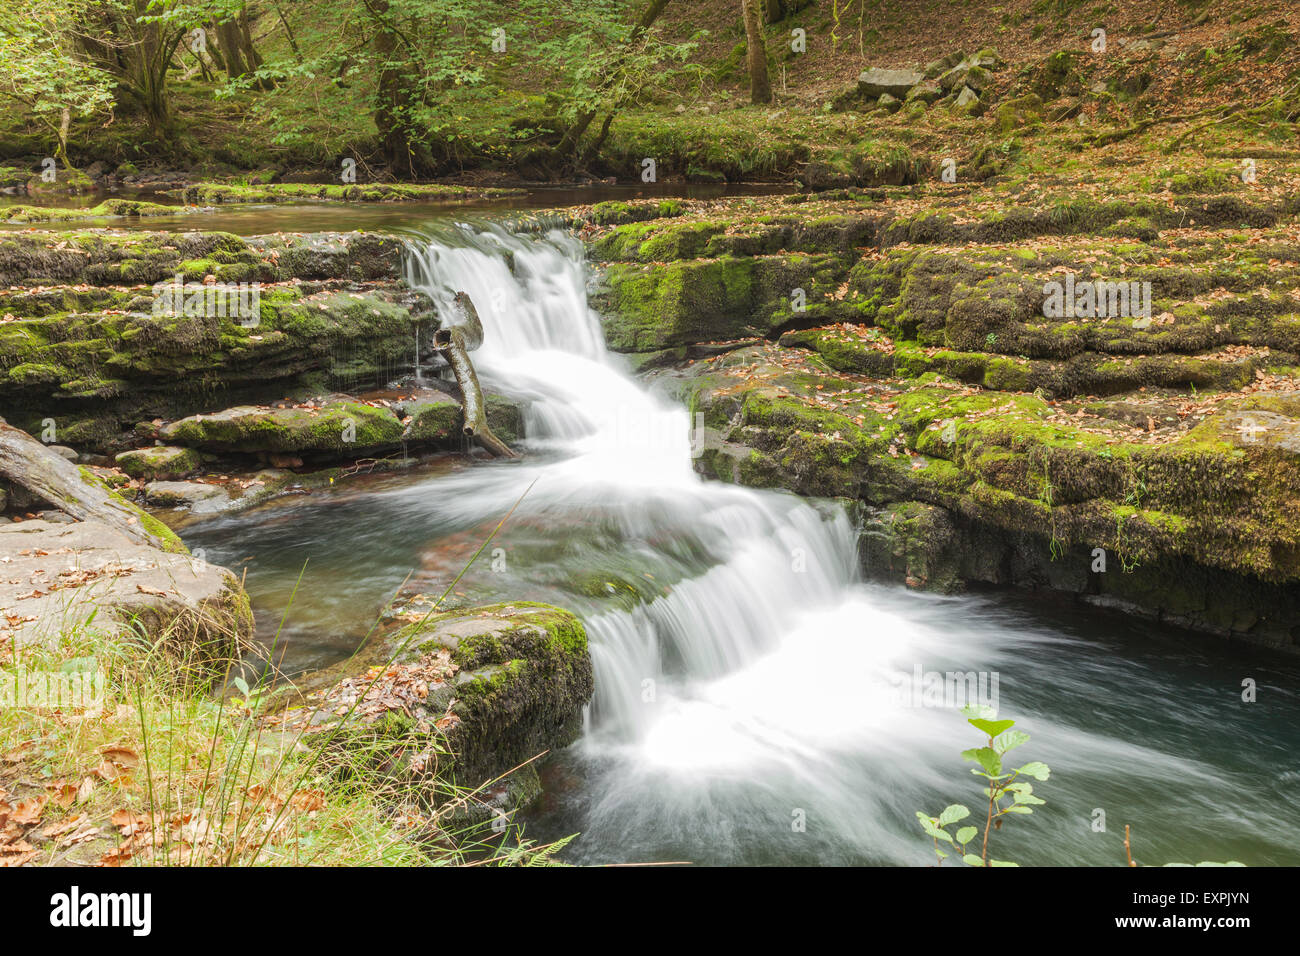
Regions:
[[0, 418, 173, 549], [434, 294, 517, 459]]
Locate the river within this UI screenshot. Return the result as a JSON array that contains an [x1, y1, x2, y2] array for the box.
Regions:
[[152, 206, 1300, 867]]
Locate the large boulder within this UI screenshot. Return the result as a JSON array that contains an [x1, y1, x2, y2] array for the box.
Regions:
[[301, 602, 594, 810], [160, 400, 405, 455], [155, 391, 524, 461]]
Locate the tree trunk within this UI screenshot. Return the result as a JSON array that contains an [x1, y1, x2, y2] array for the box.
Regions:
[[741, 0, 772, 105], [57, 108, 71, 168], [274, 3, 304, 65], [0, 421, 175, 550], [217, 20, 250, 79], [236, 10, 274, 91], [368, 0, 438, 178]]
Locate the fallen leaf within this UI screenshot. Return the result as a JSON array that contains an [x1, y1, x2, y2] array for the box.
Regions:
[[99, 746, 139, 768], [12, 796, 47, 825]]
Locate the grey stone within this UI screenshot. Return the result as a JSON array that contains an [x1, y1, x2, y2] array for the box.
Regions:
[[857, 67, 925, 98], [145, 480, 231, 509], [0, 518, 250, 655]]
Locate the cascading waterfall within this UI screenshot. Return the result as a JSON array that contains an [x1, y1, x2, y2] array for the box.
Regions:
[[399, 222, 1300, 866], [395, 226, 1034, 868], [188, 217, 1300, 868], [387, 221, 1300, 866], [404, 223, 863, 739]]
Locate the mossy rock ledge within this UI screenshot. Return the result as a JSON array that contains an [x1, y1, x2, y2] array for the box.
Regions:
[[599, 190, 1300, 652], [302, 602, 593, 813], [0, 229, 434, 452]]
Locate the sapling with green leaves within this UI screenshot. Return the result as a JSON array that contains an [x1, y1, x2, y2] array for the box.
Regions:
[[916, 707, 1049, 867]]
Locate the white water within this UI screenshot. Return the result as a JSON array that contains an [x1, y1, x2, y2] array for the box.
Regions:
[[404, 225, 876, 739], [292, 221, 1297, 866]]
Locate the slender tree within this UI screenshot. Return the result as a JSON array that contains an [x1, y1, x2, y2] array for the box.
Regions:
[[740, 0, 771, 104], [0, 1, 115, 168], [554, 0, 673, 161]]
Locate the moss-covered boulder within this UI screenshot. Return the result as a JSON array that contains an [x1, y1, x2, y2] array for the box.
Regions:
[[399, 394, 523, 445], [856, 501, 963, 592], [302, 602, 593, 805], [115, 445, 203, 480], [160, 400, 406, 455]]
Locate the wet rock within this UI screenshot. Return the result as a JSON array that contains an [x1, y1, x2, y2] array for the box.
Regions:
[[116, 445, 202, 480], [305, 602, 593, 801], [397, 392, 523, 446], [857, 502, 962, 592], [400, 397, 463, 444], [144, 480, 231, 510]]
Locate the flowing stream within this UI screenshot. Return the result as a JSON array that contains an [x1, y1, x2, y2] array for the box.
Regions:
[[186, 219, 1300, 866]]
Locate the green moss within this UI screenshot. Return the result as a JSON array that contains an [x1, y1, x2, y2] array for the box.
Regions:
[[172, 182, 523, 204]]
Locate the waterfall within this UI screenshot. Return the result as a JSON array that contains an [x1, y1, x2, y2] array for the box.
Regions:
[[403, 223, 866, 739], [185, 219, 1300, 867], [250, 219, 1294, 867]]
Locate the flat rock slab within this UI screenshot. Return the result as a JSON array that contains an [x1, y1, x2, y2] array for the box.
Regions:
[[858, 68, 925, 98], [144, 480, 233, 512], [0, 518, 250, 658]]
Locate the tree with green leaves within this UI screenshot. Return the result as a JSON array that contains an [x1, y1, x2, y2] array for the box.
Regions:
[[71, 0, 191, 132], [0, 1, 116, 168]]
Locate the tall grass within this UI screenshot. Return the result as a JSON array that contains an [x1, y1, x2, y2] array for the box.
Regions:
[[0, 481, 571, 867]]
